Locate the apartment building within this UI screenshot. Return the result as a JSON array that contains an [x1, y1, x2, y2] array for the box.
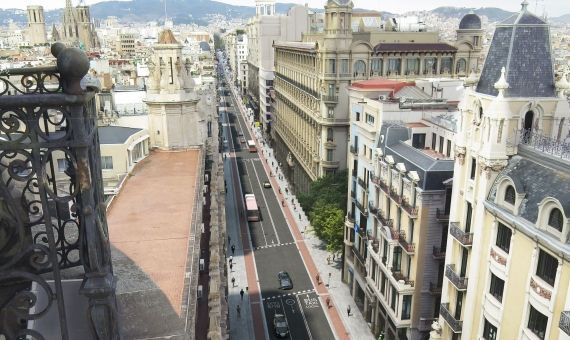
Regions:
[[245, 0, 310, 124], [272, 0, 482, 193], [432, 3, 570, 340], [118, 33, 137, 57], [345, 78, 460, 339]]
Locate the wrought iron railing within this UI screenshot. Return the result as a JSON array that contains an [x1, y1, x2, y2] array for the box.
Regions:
[[355, 199, 367, 216], [389, 187, 402, 204], [401, 197, 418, 217], [445, 264, 468, 291], [449, 222, 473, 246], [349, 145, 358, 155], [375, 209, 393, 229], [560, 311, 570, 336], [432, 246, 446, 260], [509, 128, 570, 160], [0, 43, 120, 339], [398, 231, 415, 254], [391, 270, 414, 287], [440, 303, 462, 333], [357, 177, 367, 189], [321, 94, 338, 103], [368, 202, 378, 216]]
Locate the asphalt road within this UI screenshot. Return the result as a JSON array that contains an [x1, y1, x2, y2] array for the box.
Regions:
[[218, 69, 335, 340]]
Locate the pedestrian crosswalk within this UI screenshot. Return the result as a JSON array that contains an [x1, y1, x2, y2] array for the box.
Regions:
[[262, 289, 315, 301], [254, 241, 295, 250]]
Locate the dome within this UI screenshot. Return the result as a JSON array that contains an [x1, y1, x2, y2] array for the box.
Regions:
[[158, 29, 178, 44], [459, 13, 482, 29]]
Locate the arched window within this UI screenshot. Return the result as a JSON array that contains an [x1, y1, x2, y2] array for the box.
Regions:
[[456, 58, 467, 74], [327, 128, 334, 142], [504, 185, 516, 205], [548, 208, 563, 232], [354, 60, 366, 77]]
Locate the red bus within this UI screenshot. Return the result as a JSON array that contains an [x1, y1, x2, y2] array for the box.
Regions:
[[247, 140, 257, 153], [244, 194, 260, 221]]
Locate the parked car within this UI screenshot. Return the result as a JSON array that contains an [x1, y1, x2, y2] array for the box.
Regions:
[[278, 271, 293, 290], [273, 314, 289, 338]]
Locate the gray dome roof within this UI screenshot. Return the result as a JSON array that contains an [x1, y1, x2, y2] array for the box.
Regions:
[[459, 13, 482, 29]]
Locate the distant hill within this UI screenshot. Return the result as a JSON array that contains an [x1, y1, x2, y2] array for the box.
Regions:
[[431, 6, 514, 22], [0, 1, 567, 26]]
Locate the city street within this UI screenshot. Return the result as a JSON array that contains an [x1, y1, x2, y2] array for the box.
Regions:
[[219, 66, 337, 339]]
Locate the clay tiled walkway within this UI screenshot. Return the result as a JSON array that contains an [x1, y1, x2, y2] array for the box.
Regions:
[[107, 150, 200, 338]]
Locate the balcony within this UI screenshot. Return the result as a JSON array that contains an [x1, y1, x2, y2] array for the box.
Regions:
[[368, 202, 378, 216], [398, 231, 415, 254], [322, 94, 338, 103], [445, 264, 468, 291], [350, 145, 358, 155], [357, 177, 367, 189], [440, 303, 462, 333], [389, 187, 402, 204], [378, 178, 389, 194], [560, 311, 570, 336], [432, 246, 446, 260], [391, 270, 415, 288], [429, 282, 442, 295], [436, 208, 450, 222], [371, 175, 381, 186], [352, 246, 367, 278], [346, 215, 355, 224], [375, 209, 394, 229], [449, 222, 473, 247], [355, 200, 368, 216], [401, 198, 418, 217]]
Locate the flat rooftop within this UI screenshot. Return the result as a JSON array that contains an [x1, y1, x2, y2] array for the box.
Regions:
[[107, 150, 201, 338]]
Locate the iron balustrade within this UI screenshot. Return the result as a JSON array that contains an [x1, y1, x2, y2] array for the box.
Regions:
[[321, 94, 338, 103], [357, 177, 367, 189], [0, 43, 120, 339], [449, 221, 473, 246], [349, 145, 358, 155], [440, 303, 462, 333], [445, 264, 468, 291], [509, 128, 570, 160], [401, 197, 418, 217], [436, 208, 450, 221], [432, 246, 446, 260], [389, 187, 402, 204], [391, 270, 414, 287], [398, 231, 415, 254], [560, 311, 570, 336]]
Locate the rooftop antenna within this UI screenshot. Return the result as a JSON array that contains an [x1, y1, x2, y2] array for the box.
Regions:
[[164, 0, 168, 27]]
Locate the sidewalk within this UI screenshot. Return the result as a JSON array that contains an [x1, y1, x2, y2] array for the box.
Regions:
[[229, 82, 374, 340]]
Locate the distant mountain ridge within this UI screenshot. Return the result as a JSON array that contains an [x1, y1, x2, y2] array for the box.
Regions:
[[0, 1, 568, 26]]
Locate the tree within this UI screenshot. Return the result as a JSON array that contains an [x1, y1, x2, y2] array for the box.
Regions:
[[309, 200, 344, 254], [298, 169, 348, 214]]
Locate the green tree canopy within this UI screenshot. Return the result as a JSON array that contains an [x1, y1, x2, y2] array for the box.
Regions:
[[298, 169, 348, 214], [309, 200, 344, 254]]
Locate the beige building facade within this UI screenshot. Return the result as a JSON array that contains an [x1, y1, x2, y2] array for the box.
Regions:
[[432, 3, 570, 340], [272, 0, 483, 193], [61, 0, 99, 49], [26, 6, 47, 45]]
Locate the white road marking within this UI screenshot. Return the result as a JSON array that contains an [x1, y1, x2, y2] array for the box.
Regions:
[[249, 154, 282, 244], [242, 164, 269, 247], [295, 294, 314, 340]]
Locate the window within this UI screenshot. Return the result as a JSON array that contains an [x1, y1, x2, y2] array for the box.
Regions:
[[381, 272, 386, 295], [470, 157, 477, 180], [327, 59, 336, 74], [536, 249, 557, 286], [392, 247, 402, 271], [527, 305, 548, 339], [355, 111, 360, 121], [548, 208, 563, 232], [504, 185, 516, 205], [101, 156, 113, 170], [57, 159, 68, 172], [496, 222, 512, 253], [353, 60, 366, 76], [391, 286, 397, 311], [340, 59, 349, 74], [365, 113, 375, 125], [483, 319, 498, 340], [405, 58, 420, 75], [327, 128, 333, 142], [489, 273, 504, 302], [412, 133, 425, 148], [387, 58, 401, 75], [326, 149, 333, 162], [465, 202, 472, 233], [431, 133, 436, 149], [371, 58, 382, 74], [446, 140, 451, 157], [401, 295, 411, 320], [439, 136, 444, 154]]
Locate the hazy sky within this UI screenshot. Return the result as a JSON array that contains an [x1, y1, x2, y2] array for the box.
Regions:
[[1, 0, 567, 16]]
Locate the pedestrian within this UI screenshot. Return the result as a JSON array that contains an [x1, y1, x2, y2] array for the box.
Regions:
[[231, 244, 235, 254], [229, 256, 233, 265], [230, 263, 233, 272], [240, 289, 244, 300], [281, 199, 285, 207], [347, 305, 351, 317], [237, 305, 241, 317], [272, 161, 274, 166], [299, 213, 301, 220], [231, 277, 236, 287], [278, 188, 281, 194], [327, 256, 331, 265], [316, 273, 320, 284]]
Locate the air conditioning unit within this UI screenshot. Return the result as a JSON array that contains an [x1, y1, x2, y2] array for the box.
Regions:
[[197, 285, 203, 299]]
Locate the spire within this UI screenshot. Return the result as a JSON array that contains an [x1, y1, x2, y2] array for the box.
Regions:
[[494, 66, 509, 97], [521, 0, 529, 11], [66, 0, 73, 8]]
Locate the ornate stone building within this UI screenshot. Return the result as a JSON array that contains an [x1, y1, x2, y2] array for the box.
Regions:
[[272, 0, 483, 193], [26, 6, 47, 45], [144, 29, 206, 149], [432, 2, 570, 339], [61, 0, 99, 49]]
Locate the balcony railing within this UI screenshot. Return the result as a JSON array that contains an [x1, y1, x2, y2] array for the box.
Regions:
[[440, 303, 462, 333], [371, 175, 381, 186], [346, 215, 355, 224], [375, 209, 394, 229], [389, 187, 402, 204], [352, 246, 367, 277], [350, 145, 358, 155], [449, 222, 473, 246], [398, 231, 415, 254], [401, 198, 418, 217], [392, 270, 415, 287], [508, 128, 570, 160], [357, 177, 367, 189], [0, 43, 120, 339], [429, 282, 442, 294], [436, 208, 450, 221], [369, 202, 378, 216], [560, 311, 570, 336], [445, 264, 468, 291], [355, 200, 367, 216], [432, 246, 446, 260], [378, 178, 389, 194], [322, 94, 338, 103]]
